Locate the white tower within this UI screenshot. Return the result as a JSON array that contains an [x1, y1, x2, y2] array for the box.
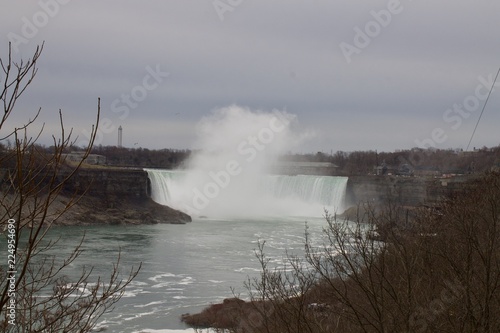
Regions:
[[118, 126, 123, 147]]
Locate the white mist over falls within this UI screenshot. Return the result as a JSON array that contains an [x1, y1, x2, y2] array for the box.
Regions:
[[146, 106, 347, 218]]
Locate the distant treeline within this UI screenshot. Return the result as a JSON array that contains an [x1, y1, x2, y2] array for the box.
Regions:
[[90, 146, 191, 169], [0, 143, 191, 170], [2, 142, 499, 175], [281, 145, 500, 176]]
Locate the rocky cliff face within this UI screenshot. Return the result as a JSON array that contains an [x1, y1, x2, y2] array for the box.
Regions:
[[59, 168, 149, 200], [346, 175, 475, 207], [55, 167, 191, 225], [62, 170, 474, 223]]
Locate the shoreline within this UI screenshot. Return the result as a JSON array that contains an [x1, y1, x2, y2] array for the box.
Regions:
[[51, 193, 192, 226], [0, 191, 191, 227]]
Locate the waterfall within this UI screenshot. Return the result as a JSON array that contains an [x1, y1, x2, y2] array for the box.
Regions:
[[264, 174, 348, 206], [145, 169, 348, 219]]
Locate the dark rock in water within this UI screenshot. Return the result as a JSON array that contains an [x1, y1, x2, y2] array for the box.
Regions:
[[50, 195, 191, 226]]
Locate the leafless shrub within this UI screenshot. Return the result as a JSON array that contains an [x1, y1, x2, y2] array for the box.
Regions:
[[187, 172, 500, 333], [0, 42, 140, 332]]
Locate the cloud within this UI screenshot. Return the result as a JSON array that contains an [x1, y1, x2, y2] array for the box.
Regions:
[[1, 0, 499, 152]]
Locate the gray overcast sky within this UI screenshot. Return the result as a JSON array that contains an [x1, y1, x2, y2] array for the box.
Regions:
[[1, 0, 499, 153]]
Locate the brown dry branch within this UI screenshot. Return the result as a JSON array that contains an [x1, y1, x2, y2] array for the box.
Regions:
[[0, 43, 140, 332], [184, 172, 500, 333]]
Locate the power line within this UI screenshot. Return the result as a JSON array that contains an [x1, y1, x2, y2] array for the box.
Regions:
[[466, 67, 500, 151]]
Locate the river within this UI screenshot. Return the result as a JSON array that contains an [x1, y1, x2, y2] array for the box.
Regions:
[[43, 216, 328, 332]]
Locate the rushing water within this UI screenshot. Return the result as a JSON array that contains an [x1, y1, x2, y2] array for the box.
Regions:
[[39, 216, 329, 332], [146, 169, 348, 218]]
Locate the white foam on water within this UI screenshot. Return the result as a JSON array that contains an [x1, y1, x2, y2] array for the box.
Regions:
[[122, 288, 143, 298], [151, 282, 180, 289], [134, 300, 167, 308], [178, 277, 194, 285], [235, 267, 261, 273], [132, 281, 149, 286], [133, 329, 200, 333], [149, 273, 177, 283], [123, 310, 158, 321], [172, 296, 188, 299]]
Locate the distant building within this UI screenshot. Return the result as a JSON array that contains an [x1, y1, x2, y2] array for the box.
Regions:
[[413, 166, 441, 177], [375, 161, 389, 175], [395, 163, 413, 176], [64, 152, 107, 165], [374, 159, 406, 176], [269, 161, 338, 176]]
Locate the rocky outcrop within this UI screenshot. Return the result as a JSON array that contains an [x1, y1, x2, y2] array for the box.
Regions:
[[53, 167, 191, 225], [57, 167, 151, 200], [52, 194, 191, 226], [1, 166, 191, 225]]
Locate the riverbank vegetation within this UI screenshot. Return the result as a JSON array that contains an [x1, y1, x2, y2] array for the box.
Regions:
[[183, 171, 500, 332]]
